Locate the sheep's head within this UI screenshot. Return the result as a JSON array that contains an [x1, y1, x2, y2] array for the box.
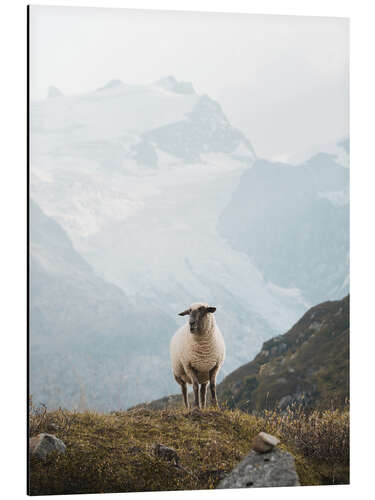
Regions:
[[178, 302, 216, 334]]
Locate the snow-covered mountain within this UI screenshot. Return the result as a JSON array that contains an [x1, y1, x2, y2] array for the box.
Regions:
[[30, 77, 255, 239], [29, 77, 347, 410]]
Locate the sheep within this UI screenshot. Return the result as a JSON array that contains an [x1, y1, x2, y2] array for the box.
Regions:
[[170, 302, 225, 409]]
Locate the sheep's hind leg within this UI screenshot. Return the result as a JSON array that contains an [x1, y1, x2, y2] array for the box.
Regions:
[[174, 375, 189, 409], [209, 364, 219, 408], [200, 382, 208, 408]]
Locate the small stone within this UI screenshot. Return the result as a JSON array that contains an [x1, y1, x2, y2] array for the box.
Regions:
[[152, 444, 180, 465], [252, 432, 280, 453], [29, 433, 66, 461]]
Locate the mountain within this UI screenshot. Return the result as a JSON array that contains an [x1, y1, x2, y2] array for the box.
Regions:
[[30, 77, 256, 241], [142, 93, 255, 164], [133, 295, 349, 412], [30, 78, 308, 401], [219, 295, 349, 411], [30, 199, 178, 411], [29, 77, 348, 410], [218, 150, 349, 304]]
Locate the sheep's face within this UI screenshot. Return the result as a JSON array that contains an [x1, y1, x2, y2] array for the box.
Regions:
[[178, 303, 216, 334]]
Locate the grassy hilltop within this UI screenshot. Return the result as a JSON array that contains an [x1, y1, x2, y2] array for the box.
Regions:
[[29, 403, 349, 495]]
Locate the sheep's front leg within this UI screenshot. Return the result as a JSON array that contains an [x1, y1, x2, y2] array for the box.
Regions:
[[200, 382, 208, 408], [188, 364, 201, 408], [174, 375, 189, 409], [181, 382, 189, 409], [209, 364, 219, 408]]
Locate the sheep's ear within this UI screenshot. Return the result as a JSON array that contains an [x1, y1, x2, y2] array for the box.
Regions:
[[206, 306, 216, 313], [178, 309, 190, 316]]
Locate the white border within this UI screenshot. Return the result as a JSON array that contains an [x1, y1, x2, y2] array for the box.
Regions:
[[1, 1, 374, 499]]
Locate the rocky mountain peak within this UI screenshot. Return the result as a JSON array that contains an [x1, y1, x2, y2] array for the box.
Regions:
[[190, 94, 228, 125], [155, 75, 196, 95]]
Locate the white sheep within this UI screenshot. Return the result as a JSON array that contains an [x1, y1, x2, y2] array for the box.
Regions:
[[170, 302, 226, 409]]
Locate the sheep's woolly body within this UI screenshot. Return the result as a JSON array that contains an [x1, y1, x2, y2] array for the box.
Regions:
[[170, 303, 225, 385]]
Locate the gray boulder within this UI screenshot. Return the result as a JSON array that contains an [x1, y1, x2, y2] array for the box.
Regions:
[[29, 433, 66, 461], [217, 448, 300, 489]]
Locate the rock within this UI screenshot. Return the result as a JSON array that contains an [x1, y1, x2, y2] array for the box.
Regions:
[[29, 433, 66, 460], [217, 448, 300, 489], [309, 321, 322, 331], [46, 422, 58, 432], [252, 432, 280, 453], [152, 444, 180, 466], [278, 342, 288, 354]]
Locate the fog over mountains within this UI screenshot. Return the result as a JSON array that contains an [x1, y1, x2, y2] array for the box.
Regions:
[[29, 78, 349, 410]]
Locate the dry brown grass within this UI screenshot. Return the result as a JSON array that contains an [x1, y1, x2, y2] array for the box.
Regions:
[[261, 403, 350, 464]]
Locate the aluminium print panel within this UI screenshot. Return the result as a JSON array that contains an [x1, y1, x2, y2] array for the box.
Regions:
[[28, 5, 349, 495]]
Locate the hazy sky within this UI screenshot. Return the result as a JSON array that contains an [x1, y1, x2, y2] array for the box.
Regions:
[[29, 6, 349, 160]]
